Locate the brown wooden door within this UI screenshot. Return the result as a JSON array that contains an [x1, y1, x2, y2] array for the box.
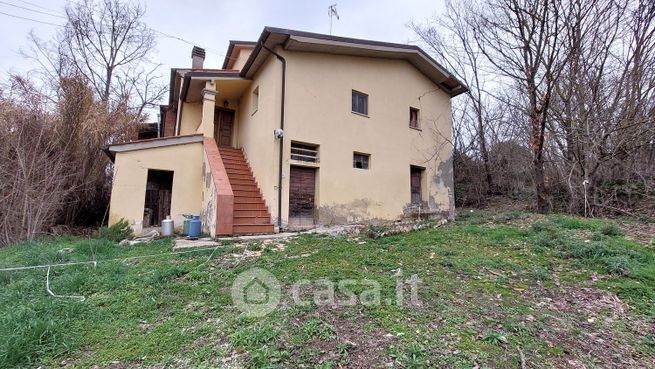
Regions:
[[143, 170, 173, 227], [411, 167, 422, 204], [289, 166, 316, 227], [214, 109, 234, 148]]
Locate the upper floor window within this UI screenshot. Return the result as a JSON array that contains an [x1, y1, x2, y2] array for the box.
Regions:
[[409, 107, 420, 129], [352, 90, 368, 115], [252, 86, 259, 113], [353, 152, 370, 169]]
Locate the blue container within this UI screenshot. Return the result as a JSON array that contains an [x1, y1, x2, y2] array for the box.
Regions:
[[188, 216, 201, 238]]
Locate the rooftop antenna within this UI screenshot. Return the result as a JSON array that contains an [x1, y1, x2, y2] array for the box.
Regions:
[[328, 4, 339, 35]]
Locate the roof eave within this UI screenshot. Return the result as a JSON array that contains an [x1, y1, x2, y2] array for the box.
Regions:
[[107, 134, 204, 154], [242, 27, 468, 97], [222, 40, 258, 70]]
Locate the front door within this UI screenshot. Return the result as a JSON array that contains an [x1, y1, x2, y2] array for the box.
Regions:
[[214, 108, 235, 148], [289, 166, 316, 227], [410, 167, 423, 204]]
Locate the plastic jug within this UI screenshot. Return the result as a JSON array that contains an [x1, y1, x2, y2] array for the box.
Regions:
[[188, 216, 201, 238]]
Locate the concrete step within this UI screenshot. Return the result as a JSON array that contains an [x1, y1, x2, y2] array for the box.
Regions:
[[219, 151, 244, 158], [234, 202, 268, 211], [234, 197, 266, 205], [232, 187, 260, 195], [233, 223, 275, 235], [233, 189, 262, 197], [233, 215, 271, 225], [223, 165, 250, 172], [220, 151, 245, 159], [227, 174, 257, 186], [219, 147, 243, 152], [225, 168, 253, 176], [231, 183, 259, 190], [223, 158, 248, 167], [228, 175, 257, 182], [234, 209, 270, 217]]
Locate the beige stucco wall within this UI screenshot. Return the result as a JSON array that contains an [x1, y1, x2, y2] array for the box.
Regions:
[[179, 103, 202, 135], [276, 49, 454, 226], [236, 53, 282, 224], [233, 47, 255, 71], [108, 142, 203, 235]]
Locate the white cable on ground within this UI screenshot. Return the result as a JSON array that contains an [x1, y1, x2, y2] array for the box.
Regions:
[[0, 246, 229, 273], [46, 266, 86, 302], [194, 244, 223, 270]]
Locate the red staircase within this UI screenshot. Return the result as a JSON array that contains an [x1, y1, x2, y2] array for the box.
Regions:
[[219, 147, 275, 234]]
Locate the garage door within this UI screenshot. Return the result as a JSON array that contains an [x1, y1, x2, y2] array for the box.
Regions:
[[289, 166, 316, 227]]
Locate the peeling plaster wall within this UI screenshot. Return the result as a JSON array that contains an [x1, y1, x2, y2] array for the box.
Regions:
[[201, 150, 217, 236], [108, 142, 203, 235], [280, 50, 454, 224], [435, 154, 456, 220], [317, 198, 382, 225]]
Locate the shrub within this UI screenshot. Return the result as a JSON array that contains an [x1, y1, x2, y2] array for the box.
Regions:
[[530, 267, 552, 281], [568, 241, 616, 260], [92, 219, 133, 242], [590, 232, 606, 241], [533, 233, 564, 249], [482, 330, 507, 346], [602, 256, 632, 276], [530, 220, 558, 234], [599, 223, 623, 236]]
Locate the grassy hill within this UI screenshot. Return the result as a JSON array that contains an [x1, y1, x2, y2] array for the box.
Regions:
[[1, 211, 654, 368]]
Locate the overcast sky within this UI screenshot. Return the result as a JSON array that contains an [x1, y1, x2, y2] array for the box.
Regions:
[[0, 0, 445, 118]]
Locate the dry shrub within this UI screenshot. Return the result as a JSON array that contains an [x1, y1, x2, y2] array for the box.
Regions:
[[0, 76, 137, 246], [0, 79, 73, 245], [54, 77, 136, 225]]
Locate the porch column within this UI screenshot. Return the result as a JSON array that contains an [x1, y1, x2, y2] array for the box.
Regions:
[[200, 81, 217, 138]]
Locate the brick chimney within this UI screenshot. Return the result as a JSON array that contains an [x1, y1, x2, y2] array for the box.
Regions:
[[191, 46, 205, 69]]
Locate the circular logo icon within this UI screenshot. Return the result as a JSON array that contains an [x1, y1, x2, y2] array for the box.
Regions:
[[231, 268, 281, 317]]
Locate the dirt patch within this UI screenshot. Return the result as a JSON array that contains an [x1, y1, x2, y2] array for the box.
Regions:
[[620, 221, 655, 245], [532, 286, 630, 319], [287, 307, 395, 368], [522, 285, 655, 368]]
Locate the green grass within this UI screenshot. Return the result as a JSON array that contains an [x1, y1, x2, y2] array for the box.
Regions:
[[0, 211, 654, 368]]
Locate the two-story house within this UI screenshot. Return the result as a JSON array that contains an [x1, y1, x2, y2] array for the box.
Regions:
[[105, 27, 466, 236]]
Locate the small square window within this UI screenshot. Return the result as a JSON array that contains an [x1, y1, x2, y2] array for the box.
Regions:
[[409, 107, 420, 128], [252, 86, 259, 113], [353, 152, 370, 170], [352, 90, 368, 115]]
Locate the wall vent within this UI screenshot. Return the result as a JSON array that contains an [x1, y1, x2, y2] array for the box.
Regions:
[[291, 142, 319, 163]]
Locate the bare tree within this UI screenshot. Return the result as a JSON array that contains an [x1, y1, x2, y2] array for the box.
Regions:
[[412, 0, 495, 193], [413, 0, 655, 216], [555, 0, 654, 216], [473, 0, 568, 213], [58, 0, 165, 115]]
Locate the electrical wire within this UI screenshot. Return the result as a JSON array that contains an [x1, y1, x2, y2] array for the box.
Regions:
[[0, 10, 61, 26], [0, 0, 66, 18], [0, 5, 238, 61], [15, 0, 61, 13], [152, 29, 232, 59]]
